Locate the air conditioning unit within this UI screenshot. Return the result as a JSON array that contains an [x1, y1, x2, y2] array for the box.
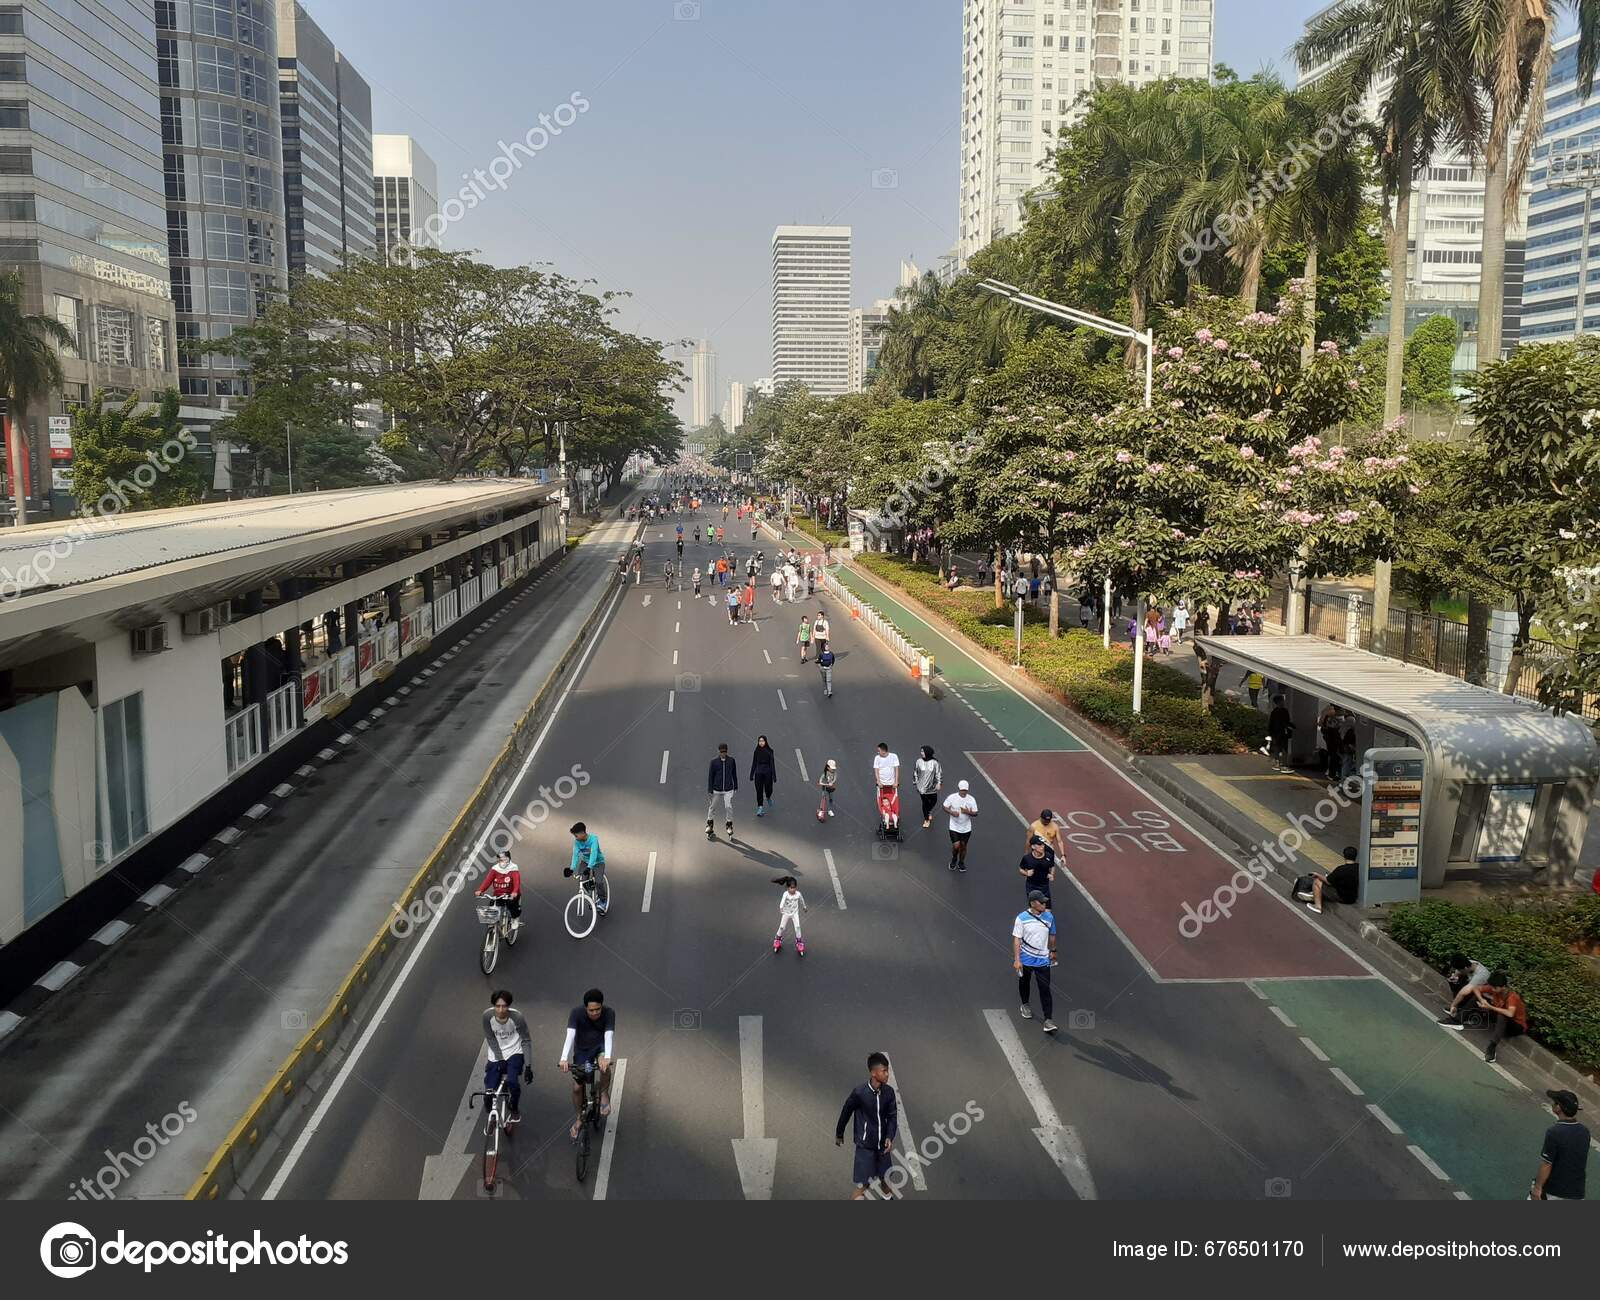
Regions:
[[130, 622, 169, 655], [181, 603, 229, 637]]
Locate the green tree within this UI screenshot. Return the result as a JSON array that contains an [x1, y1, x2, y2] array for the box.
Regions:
[[69, 388, 205, 514], [1403, 314, 1459, 406], [1260, 207, 1389, 349], [0, 269, 73, 524]]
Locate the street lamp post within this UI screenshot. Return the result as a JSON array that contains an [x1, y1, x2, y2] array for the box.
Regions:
[[979, 280, 1156, 710]]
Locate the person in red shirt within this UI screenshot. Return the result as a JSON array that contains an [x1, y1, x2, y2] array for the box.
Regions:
[[1473, 971, 1528, 1063], [740, 579, 756, 623], [475, 850, 522, 931]]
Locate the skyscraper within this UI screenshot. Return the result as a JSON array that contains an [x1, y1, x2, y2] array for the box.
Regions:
[[848, 302, 893, 393], [727, 379, 746, 432], [771, 225, 851, 397], [0, 0, 178, 520], [157, 0, 287, 407], [690, 339, 717, 428], [959, 0, 1216, 263], [373, 133, 439, 263], [276, 2, 373, 277]]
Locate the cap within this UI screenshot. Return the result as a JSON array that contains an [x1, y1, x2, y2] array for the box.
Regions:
[[1547, 1089, 1581, 1116], [1026, 890, 1047, 904], [958, 779, 970, 791], [1028, 835, 1045, 847], [1039, 809, 1054, 822]]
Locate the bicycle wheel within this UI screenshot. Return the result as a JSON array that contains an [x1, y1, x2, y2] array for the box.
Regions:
[[479, 923, 499, 976], [575, 1097, 592, 1182], [482, 1108, 500, 1193], [504, 916, 519, 949], [564, 891, 597, 939]]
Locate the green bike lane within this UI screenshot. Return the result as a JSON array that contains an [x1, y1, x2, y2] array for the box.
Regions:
[[796, 538, 1558, 1199]]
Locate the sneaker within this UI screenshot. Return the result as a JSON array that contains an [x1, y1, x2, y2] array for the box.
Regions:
[[948, 860, 957, 871], [1484, 1045, 1498, 1063], [757, 806, 765, 817], [797, 940, 806, 956], [725, 821, 734, 837], [506, 1110, 521, 1126], [1304, 902, 1322, 915], [706, 818, 715, 837], [958, 863, 967, 874], [774, 935, 782, 952], [1019, 1005, 1033, 1020], [1437, 1015, 1464, 1030], [1042, 1020, 1058, 1034], [922, 819, 932, 828], [828, 809, 835, 818]]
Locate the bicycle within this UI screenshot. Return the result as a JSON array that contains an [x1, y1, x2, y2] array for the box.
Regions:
[[571, 1060, 605, 1182], [663, 564, 674, 587], [476, 898, 520, 975], [468, 1076, 512, 1195], [563, 865, 609, 939]]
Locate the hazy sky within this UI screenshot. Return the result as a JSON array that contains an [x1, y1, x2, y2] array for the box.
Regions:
[[310, 1, 1325, 419]]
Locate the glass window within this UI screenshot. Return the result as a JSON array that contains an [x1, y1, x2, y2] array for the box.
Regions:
[[0, 99, 28, 128], [0, 193, 34, 220], [0, 53, 24, 80], [205, 211, 245, 260], [53, 294, 81, 358], [0, 7, 20, 35], [102, 693, 149, 857], [145, 316, 170, 371], [0, 144, 28, 174], [195, 44, 238, 96], [95, 306, 136, 367]]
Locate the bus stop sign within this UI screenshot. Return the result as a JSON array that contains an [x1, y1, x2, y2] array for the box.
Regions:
[[1359, 747, 1425, 906]]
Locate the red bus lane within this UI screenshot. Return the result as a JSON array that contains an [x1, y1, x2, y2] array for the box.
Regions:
[[969, 751, 1365, 981]]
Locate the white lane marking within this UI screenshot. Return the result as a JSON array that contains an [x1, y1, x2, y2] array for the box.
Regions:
[[91, 920, 131, 946], [642, 851, 658, 913], [1407, 1144, 1451, 1181], [1268, 1006, 1296, 1029], [672, 649, 679, 666], [592, 1058, 628, 1201], [762, 649, 772, 665], [675, 621, 680, 634], [1298, 1036, 1328, 1062], [37, 961, 81, 992], [982, 1009, 1097, 1199], [777, 689, 787, 711], [794, 749, 809, 782], [823, 849, 847, 910], [263, 580, 627, 1200], [667, 690, 675, 713], [1453, 1189, 1472, 1200], [659, 750, 670, 784], [1328, 1067, 1364, 1096], [883, 1055, 927, 1193], [732, 1015, 777, 1200], [417, 1045, 488, 1200], [1366, 1104, 1402, 1135], [677, 601, 681, 610]]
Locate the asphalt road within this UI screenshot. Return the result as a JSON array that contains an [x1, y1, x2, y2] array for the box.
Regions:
[[260, 517, 1455, 1202]]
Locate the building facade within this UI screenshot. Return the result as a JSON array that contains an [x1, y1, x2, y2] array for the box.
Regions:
[[275, 3, 370, 279], [726, 379, 746, 432], [960, 0, 1215, 262], [848, 301, 892, 393], [156, 0, 287, 408], [771, 225, 851, 397], [690, 338, 716, 428], [0, 0, 178, 520], [373, 132, 438, 263]]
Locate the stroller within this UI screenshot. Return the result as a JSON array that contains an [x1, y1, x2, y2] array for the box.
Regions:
[[875, 785, 901, 840]]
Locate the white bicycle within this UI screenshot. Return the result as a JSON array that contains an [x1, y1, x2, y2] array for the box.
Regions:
[[562, 865, 609, 939], [476, 898, 519, 975]]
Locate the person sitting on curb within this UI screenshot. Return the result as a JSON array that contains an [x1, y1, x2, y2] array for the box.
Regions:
[[1295, 845, 1359, 914], [1473, 971, 1529, 1064], [1437, 952, 1492, 1026]]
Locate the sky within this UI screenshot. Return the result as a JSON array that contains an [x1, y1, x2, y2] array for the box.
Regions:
[[310, 1, 1327, 422]]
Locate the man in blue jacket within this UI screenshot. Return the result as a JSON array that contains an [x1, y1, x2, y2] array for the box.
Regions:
[[835, 1052, 898, 1200], [706, 742, 739, 840]]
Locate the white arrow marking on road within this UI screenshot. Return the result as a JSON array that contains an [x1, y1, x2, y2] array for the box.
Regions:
[[642, 594, 652, 607], [642, 851, 658, 912], [732, 1015, 777, 1200], [659, 750, 670, 784], [794, 749, 809, 782], [823, 849, 847, 909], [418, 1045, 489, 1200], [983, 1009, 1097, 1199], [592, 1058, 627, 1200]]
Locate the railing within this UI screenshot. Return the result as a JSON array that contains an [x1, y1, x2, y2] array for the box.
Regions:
[[433, 589, 460, 630], [224, 704, 261, 775], [264, 681, 297, 748]]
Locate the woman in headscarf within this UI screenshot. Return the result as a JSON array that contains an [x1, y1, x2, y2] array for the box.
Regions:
[[751, 734, 778, 816], [913, 745, 943, 828]]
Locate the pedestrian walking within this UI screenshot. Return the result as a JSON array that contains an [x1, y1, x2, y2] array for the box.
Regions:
[[1318, 704, 1343, 782], [1013, 891, 1058, 1033], [816, 758, 838, 817], [1018, 836, 1057, 906], [772, 875, 808, 955], [913, 745, 943, 828], [818, 645, 835, 698], [812, 611, 830, 653], [785, 563, 800, 603], [751, 734, 778, 815], [770, 567, 783, 605], [741, 580, 756, 625], [706, 742, 739, 839], [726, 586, 741, 625], [797, 615, 812, 662], [1172, 600, 1190, 643], [715, 555, 728, 586], [835, 1053, 898, 1201], [943, 779, 977, 872], [692, 566, 702, 597], [1530, 1090, 1588, 1200], [1240, 669, 1265, 708], [1266, 694, 1293, 770]]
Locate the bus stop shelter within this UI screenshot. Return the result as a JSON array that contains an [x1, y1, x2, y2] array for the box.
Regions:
[[1195, 635, 1599, 887]]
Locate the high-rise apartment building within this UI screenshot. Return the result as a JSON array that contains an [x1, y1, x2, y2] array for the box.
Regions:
[[848, 302, 893, 393], [156, 0, 287, 407], [373, 133, 439, 263], [690, 338, 716, 428], [771, 225, 851, 397], [727, 379, 746, 433], [276, 3, 372, 277], [0, 0, 178, 519], [960, 0, 1215, 262]]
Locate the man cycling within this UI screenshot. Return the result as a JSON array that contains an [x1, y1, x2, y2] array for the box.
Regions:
[[474, 850, 522, 933], [569, 821, 607, 915], [559, 987, 615, 1138], [483, 989, 533, 1125]]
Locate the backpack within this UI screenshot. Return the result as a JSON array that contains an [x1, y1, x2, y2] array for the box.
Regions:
[[1291, 874, 1316, 902]]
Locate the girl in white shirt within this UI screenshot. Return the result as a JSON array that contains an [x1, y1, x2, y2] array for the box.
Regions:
[[772, 875, 809, 955]]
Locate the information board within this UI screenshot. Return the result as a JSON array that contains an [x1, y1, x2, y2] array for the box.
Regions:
[[1359, 747, 1425, 906]]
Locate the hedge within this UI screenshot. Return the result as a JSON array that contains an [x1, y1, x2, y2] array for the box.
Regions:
[[1387, 899, 1600, 1074], [850, 552, 1245, 755]]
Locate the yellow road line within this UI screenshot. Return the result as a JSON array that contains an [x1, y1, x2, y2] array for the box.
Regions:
[[1172, 762, 1344, 871]]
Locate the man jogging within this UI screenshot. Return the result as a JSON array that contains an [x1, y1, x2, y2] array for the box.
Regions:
[[943, 779, 978, 872], [706, 742, 739, 839], [1013, 891, 1058, 1033], [835, 1052, 898, 1200]]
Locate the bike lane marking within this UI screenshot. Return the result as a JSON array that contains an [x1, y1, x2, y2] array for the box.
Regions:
[[591, 1058, 628, 1200]]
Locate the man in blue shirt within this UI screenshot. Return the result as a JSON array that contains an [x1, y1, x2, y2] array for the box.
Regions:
[[1013, 891, 1058, 1033], [569, 822, 607, 915]]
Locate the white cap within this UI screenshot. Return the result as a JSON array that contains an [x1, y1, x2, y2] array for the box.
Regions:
[[957, 779, 970, 791]]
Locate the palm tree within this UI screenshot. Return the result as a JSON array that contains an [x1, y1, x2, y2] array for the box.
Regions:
[[0, 270, 73, 526], [878, 272, 947, 400], [1297, 0, 1481, 425]]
